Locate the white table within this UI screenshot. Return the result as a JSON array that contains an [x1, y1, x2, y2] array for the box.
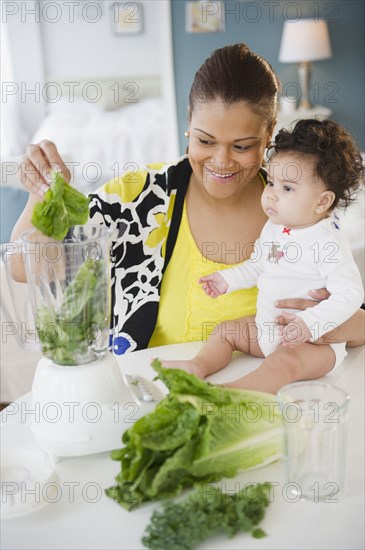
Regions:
[[1, 343, 364, 550]]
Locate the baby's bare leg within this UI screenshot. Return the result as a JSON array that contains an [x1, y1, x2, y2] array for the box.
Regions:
[[161, 316, 262, 378], [224, 342, 336, 394]]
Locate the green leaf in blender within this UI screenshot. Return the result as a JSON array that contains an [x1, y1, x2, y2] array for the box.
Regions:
[[31, 171, 89, 241], [36, 259, 108, 365]]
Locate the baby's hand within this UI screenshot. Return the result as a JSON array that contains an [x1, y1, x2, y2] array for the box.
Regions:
[[280, 315, 312, 347], [198, 273, 228, 298]]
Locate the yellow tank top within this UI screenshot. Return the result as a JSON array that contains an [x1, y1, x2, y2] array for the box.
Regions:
[[148, 201, 258, 347]]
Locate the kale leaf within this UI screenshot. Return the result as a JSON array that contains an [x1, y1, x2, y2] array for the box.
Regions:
[[142, 482, 271, 549]]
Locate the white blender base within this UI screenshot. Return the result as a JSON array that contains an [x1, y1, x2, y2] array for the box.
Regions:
[[30, 353, 164, 458]]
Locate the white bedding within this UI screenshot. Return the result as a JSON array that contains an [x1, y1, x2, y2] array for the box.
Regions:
[[31, 97, 171, 192]]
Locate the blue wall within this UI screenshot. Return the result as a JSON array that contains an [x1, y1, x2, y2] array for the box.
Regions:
[[171, 0, 364, 153]]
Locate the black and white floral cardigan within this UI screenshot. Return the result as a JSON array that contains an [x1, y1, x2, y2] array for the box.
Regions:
[[89, 156, 193, 355]]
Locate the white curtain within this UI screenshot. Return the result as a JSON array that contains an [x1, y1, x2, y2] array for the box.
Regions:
[[0, 21, 28, 157]]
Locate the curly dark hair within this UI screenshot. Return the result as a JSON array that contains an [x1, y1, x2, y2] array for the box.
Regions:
[[269, 118, 364, 209]]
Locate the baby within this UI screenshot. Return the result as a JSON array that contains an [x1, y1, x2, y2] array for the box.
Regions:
[[162, 119, 364, 393]]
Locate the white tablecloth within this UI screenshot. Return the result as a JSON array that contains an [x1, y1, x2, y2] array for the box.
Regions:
[[1, 343, 364, 550]]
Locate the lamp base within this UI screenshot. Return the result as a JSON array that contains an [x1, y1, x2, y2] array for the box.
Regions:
[[298, 98, 312, 110], [298, 61, 312, 110]]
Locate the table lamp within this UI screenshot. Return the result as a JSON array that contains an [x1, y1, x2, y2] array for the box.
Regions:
[[279, 19, 332, 109]]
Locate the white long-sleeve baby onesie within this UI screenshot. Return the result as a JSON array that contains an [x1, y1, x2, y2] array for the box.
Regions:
[[220, 218, 364, 359]]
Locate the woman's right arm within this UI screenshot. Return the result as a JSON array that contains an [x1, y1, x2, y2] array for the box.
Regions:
[[10, 140, 70, 282]]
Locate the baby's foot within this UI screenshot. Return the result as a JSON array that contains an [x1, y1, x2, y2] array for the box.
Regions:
[[160, 359, 206, 379]]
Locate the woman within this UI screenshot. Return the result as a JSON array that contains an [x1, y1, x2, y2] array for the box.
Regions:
[[12, 44, 364, 360]]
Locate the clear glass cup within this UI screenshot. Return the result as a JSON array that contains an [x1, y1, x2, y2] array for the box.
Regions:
[[277, 381, 350, 502]]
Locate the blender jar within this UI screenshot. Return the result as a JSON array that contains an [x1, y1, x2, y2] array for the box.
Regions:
[[21, 225, 112, 366]]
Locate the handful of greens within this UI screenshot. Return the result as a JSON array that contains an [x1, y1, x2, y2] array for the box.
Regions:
[[142, 482, 271, 550], [37, 259, 108, 365], [106, 361, 282, 510], [32, 171, 89, 240]]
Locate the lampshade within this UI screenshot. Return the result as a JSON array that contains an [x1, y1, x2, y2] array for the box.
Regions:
[[279, 19, 332, 63]]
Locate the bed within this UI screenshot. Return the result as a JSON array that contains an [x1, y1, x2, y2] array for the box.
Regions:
[[30, 75, 179, 193]]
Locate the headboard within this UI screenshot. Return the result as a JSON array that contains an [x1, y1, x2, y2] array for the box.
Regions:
[[45, 74, 161, 111]]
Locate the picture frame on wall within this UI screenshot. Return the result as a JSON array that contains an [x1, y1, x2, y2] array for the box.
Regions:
[[110, 2, 143, 35], [185, 1, 225, 33]]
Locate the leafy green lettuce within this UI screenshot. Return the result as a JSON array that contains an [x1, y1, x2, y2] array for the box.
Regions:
[[106, 361, 283, 510], [37, 259, 108, 365], [32, 171, 89, 240]]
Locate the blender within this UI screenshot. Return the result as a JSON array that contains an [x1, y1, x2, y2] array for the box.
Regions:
[[0, 225, 163, 458]]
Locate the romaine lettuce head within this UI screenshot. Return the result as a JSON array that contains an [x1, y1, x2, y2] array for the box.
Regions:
[[106, 360, 283, 510]]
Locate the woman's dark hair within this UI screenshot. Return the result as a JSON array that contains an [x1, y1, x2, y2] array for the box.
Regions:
[[189, 43, 280, 128], [269, 118, 364, 209]]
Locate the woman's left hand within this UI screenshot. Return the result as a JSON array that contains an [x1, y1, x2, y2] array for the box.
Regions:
[[280, 315, 312, 347], [275, 288, 365, 347], [275, 288, 329, 326]]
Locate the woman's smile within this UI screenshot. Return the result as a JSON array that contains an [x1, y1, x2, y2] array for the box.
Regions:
[[204, 165, 241, 183]]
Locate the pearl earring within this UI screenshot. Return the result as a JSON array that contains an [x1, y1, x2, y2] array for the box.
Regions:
[[316, 207, 321, 214], [184, 131, 190, 138]]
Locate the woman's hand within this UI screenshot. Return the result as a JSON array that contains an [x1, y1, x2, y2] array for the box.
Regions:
[[275, 288, 365, 347], [18, 140, 71, 199], [280, 315, 312, 347], [10, 140, 71, 283], [274, 288, 330, 326], [198, 273, 228, 298]]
